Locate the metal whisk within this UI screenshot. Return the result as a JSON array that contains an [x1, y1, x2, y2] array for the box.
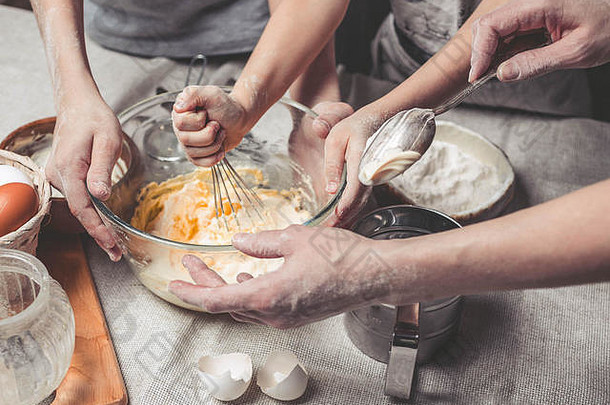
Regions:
[[211, 157, 266, 230], [166, 54, 266, 230]]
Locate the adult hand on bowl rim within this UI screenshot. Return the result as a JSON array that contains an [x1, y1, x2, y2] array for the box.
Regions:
[[309, 101, 354, 139], [168, 225, 392, 328], [288, 100, 357, 221], [172, 85, 255, 167], [321, 106, 392, 228], [46, 95, 123, 261], [306, 101, 374, 228]]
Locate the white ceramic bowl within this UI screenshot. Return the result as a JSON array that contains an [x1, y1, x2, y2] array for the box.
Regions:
[[390, 121, 515, 224]]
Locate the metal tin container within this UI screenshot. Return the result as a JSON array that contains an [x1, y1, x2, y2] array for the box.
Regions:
[[345, 298, 461, 364], [344, 205, 462, 398]]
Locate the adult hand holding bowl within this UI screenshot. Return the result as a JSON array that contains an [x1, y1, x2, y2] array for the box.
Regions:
[[169, 226, 387, 328]]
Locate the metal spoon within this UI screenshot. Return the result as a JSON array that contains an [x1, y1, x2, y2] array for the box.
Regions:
[[359, 29, 551, 186]]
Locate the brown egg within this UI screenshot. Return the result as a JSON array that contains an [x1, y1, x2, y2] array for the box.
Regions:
[[0, 183, 38, 237]]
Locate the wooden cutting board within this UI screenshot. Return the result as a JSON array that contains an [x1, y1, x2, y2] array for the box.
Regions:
[[37, 231, 128, 405]]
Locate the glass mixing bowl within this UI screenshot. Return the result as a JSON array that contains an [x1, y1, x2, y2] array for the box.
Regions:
[[90, 89, 346, 310]]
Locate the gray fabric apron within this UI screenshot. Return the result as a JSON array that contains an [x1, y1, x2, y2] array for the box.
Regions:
[[84, 0, 269, 58], [372, 0, 593, 117]]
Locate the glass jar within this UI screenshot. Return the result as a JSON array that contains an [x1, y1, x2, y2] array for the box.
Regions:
[[0, 248, 75, 405]]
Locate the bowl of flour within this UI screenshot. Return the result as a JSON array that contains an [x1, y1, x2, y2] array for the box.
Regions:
[[389, 121, 514, 224]]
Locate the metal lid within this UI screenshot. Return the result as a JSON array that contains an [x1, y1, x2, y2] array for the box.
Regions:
[[351, 205, 461, 239]]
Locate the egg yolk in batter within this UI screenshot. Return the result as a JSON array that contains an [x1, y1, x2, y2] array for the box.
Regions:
[[131, 167, 312, 245]]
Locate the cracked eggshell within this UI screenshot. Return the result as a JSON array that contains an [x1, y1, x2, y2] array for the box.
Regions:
[[198, 353, 253, 401], [257, 351, 308, 401]]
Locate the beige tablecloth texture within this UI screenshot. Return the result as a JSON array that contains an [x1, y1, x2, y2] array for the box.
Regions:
[[1, 5, 609, 405]]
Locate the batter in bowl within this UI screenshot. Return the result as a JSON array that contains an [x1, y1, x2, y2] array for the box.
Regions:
[[129, 167, 312, 300]]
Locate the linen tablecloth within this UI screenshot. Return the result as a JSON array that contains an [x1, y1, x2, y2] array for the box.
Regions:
[[2, 5, 609, 404]]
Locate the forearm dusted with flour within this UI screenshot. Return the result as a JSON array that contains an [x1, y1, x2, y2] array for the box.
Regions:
[[30, 0, 101, 106], [267, 0, 341, 107], [360, 0, 511, 123], [382, 180, 610, 305], [231, 0, 348, 125], [288, 40, 341, 107], [31, 0, 124, 262], [167, 180, 610, 327]]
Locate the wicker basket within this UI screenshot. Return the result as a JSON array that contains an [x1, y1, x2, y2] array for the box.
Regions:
[[0, 150, 51, 255]]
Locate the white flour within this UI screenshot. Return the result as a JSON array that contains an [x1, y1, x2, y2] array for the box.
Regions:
[[393, 141, 501, 214]]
